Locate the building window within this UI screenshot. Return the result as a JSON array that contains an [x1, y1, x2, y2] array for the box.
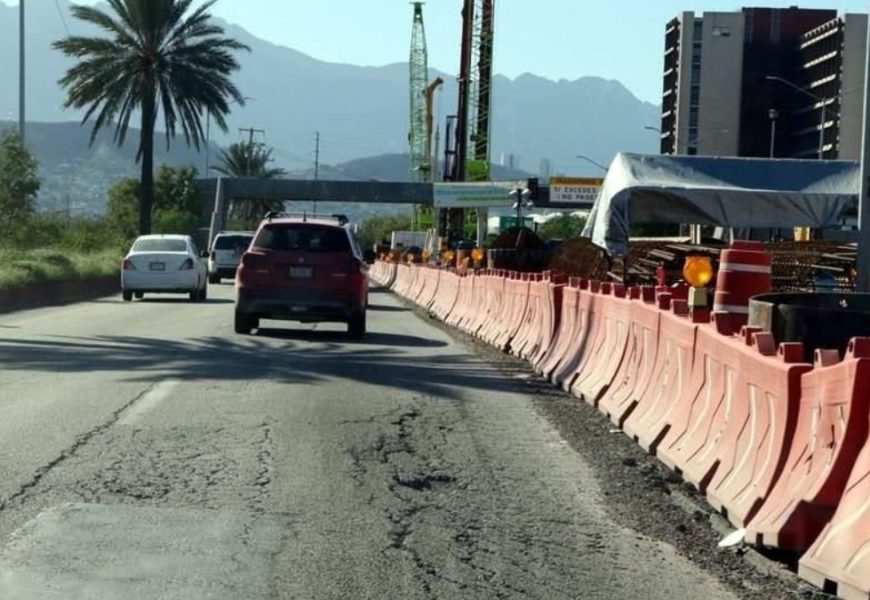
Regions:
[[712, 26, 731, 37]]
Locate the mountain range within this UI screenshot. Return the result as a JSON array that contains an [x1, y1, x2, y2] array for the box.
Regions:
[[0, 0, 660, 216]]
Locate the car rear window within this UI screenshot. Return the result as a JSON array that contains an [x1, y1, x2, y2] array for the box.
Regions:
[[214, 235, 253, 250], [254, 225, 351, 253], [132, 239, 188, 253]]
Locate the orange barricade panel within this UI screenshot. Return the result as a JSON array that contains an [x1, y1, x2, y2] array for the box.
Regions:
[[477, 273, 506, 341], [552, 281, 600, 389], [747, 339, 870, 552], [531, 278, 566, 369], [480, 272, 514, 345], [622, 298, 698, 454], [571, 285, 632, 407], [704, 333, 810, 528], [541, 280, 587, 380], [445, 274, 473, 327], [655, 320, 748, 486], [512, 276, 545, 358], [800, 369, 870, 600], [494, 276, 531, 351], [598, 287, 660, 426]]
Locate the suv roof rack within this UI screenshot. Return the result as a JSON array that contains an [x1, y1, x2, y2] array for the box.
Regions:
[[264, 211, 349, 226]]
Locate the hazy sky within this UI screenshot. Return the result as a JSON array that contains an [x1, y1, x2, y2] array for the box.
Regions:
[[6, 0, 869, 103]]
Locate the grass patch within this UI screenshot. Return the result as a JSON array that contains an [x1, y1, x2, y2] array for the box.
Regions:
[[0, 248, 121, 291]]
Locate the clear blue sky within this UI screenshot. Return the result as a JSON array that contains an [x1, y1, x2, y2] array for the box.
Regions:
[[9, 0, 870, 103]]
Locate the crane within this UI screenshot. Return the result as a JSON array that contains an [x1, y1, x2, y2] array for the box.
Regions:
[[408, 2, 429, 183]]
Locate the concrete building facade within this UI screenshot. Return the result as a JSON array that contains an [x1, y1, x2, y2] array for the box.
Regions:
[[659, 7, 867, 160]]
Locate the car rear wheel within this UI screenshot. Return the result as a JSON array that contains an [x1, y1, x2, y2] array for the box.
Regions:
[[209, 274, 220, 285], [135, 292, 144, 299], [348, 312, 366, 340], [122, 291, 133, 302], [235, 311, 258, 335], [198, 285, 208, 302], [189, 290, 198, 302]]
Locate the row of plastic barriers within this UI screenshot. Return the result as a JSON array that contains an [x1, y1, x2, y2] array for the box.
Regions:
[[369, 260, 870, 599]]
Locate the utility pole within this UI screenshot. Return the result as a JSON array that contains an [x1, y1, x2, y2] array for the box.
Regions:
[[856, 7, 870, 291], [314, 132, 320, 180], [314, 132, 320, 213], [19, 0, 25, 142], [238, 127, 265, 175]]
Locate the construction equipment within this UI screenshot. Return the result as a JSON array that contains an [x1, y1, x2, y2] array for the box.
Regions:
[[425, 77, 444, 181], [442, 0, 496, 245], [409, 3, 429, 183]]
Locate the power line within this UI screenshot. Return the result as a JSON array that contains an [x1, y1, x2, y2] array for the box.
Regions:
[[54, 0, 70, 35]]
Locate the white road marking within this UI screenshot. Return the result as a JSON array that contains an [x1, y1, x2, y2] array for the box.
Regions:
[[118, 380, 180, 426]]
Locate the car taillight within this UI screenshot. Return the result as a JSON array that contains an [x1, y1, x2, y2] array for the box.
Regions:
[[241, 253, 266, 269], [348, 258, 363, 274], [122, 258, 136, 271], [179, 258, 194, 271]]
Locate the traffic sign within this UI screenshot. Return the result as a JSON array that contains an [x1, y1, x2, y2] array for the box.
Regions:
[[433, 182, 523, 208], [549, 177, 604, 204]]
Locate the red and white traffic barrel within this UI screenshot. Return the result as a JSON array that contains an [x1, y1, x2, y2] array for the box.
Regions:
[[713, 240, 772, 332]]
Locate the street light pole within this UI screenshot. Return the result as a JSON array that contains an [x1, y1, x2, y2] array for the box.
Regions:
[[574, 155, 608, 173], [19, 0, 25, 142], [856, 7, 870, 292], [768, 109, 779, 158], [766, 76, 826, 159]]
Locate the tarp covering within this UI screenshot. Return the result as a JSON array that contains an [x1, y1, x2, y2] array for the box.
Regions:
[[582, 153, 859, 255]]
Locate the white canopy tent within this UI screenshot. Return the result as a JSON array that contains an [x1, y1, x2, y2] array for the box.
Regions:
[[582, 153, 859, 256]]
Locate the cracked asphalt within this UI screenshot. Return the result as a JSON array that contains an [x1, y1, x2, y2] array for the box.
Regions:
[[0, 284, 796, 598]]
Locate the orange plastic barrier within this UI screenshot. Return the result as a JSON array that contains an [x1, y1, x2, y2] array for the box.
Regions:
[[700, 332, 809, 528], [511, 274, 545, 358], [551, 281, 601, 389], [622, 298, 700, 453], [409, 266, 433, 306], [800, 348, 870, 599], [430, 270, 460, 321], [475, 272, 506, 341], [460, 270, 484, 334], [536, 278, 583, 378], [446, 273, 474, 328], [417, 268, 441, 311], [746, 339, 870, 553], [597, 287, 660, 426], [571, 284, 633, 407], [530, 276, 567, 369], [391, 264, 411, 296], [480, 271, 514, 345], [493, 274, 531, 351]]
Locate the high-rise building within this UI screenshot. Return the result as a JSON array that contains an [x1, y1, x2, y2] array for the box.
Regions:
[[539, 158, 552, 180], [659, 7, 868, 160]]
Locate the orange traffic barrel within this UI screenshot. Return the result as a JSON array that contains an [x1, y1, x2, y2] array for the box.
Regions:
[[713, 240, 772, 331]]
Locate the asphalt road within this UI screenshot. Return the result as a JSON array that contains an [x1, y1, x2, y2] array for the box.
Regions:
[[0, 283, 743, 599]]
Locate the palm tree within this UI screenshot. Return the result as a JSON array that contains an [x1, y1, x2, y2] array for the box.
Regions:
[[54, 0, 249, 235], [213, 142, 287, 227]]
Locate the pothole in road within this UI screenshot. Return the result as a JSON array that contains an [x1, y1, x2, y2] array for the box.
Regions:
[[393, 473, 456, 492], [10, 424, 275, 515]]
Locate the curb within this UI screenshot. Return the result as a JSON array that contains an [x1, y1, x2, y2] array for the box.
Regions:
[[0, 276, 119, 315]]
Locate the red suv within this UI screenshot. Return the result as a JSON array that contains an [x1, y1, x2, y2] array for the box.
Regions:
[[234, 214, 369, 338]]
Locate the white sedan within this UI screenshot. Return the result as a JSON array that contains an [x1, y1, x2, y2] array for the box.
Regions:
[[121, 235, 208, 302]]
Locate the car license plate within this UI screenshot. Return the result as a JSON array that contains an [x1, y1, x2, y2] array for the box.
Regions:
[[149, 262, 166, 271], [289, 266, 313, 279]]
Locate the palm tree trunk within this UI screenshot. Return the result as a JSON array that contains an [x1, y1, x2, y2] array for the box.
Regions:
[[139, 91, 156, 235]]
